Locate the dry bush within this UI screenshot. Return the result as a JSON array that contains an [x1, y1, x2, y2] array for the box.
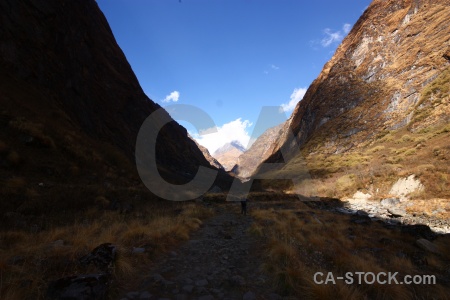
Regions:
[[0, 201, 215, 299], [252, 205, 450, 299], [9, 118, 55, 148]]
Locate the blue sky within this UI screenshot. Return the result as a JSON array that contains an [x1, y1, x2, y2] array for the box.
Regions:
[[97, 0, 372, 153]]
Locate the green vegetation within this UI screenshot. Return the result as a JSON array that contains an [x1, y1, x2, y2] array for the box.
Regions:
[[413, 67, 450, 124], [257, 121, 450, 200]]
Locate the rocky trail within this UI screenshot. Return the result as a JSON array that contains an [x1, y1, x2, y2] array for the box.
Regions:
[[121, 204, 283, 300]]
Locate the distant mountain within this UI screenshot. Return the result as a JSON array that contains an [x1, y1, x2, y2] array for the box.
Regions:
[[189, 135, 224, 170], [234, 123, 284, 178], [213, 141, 246, 171]]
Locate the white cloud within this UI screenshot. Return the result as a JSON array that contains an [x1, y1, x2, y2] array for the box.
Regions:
[[162, 91, 180, 103], [280, 87, 307, 112], [321, 28, 343, 47], [264, 64, 279, 75], [271, 64, 279, 70], [343, 23, 352, 34], [320, 23, 352, 47], [192, 118, 253, 154]]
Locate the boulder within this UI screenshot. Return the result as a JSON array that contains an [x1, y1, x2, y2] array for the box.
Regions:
[[47, 273, 110, 300], [380, 198, 400, 207], [416, 239, 441, 254], [389, 175, 424, 199], [352, 191, 372, 201], [79, 243, 116, 271], [387, 207, 407, 217], [401, 224, 436, 240]]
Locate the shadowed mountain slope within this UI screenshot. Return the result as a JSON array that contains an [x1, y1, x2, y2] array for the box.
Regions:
[[0, 0, 232, 212]]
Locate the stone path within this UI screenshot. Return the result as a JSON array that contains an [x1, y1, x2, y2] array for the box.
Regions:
[[121, 204, 283, 300]]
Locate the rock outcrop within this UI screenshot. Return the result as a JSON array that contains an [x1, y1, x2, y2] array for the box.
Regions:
[[270, 0, 450, 158], [257, 0, 450, 199], [234, 123, 284, 178]]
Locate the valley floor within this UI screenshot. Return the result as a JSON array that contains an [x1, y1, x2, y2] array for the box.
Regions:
[[121, 203, 280, 300], [121, 197, 450, 300]]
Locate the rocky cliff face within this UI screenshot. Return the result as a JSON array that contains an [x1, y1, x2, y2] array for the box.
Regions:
[[234, 123, 284, 179], [0, 0, 232, 209], [259, 0, 450, 199]]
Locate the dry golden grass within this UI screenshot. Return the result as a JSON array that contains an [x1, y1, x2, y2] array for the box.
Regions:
[[405, 198, 450, 219], [251, 203, 450, 299], [290, 122, 450, 200], [8, 118, 55, 148], [0, 201, 214, 299]]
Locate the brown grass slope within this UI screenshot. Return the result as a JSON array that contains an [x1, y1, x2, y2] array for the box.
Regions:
[[257, 0, 450, 199], [249, 197, 450, 299]]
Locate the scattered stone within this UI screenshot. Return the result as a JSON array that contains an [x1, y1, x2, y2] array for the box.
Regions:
[[47, 273, 110, 300], [79, 243, 117, 271], [198, 295, 214, 300], [380, 198, 400, 207], [335, 207, 353, 214], [388, 207, 407, 218], [243, 291, 256, 300], [356, 210, 369, 217], [352, 191, 372, 200], [416, 239, 441, 254], [350, 215, 371, 225]]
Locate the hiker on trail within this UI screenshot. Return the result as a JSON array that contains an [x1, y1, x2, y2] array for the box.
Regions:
[[240, 198, 247, 216]]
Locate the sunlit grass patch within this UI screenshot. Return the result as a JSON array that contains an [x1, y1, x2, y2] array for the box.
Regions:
[[252, 204, 450, 299]]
